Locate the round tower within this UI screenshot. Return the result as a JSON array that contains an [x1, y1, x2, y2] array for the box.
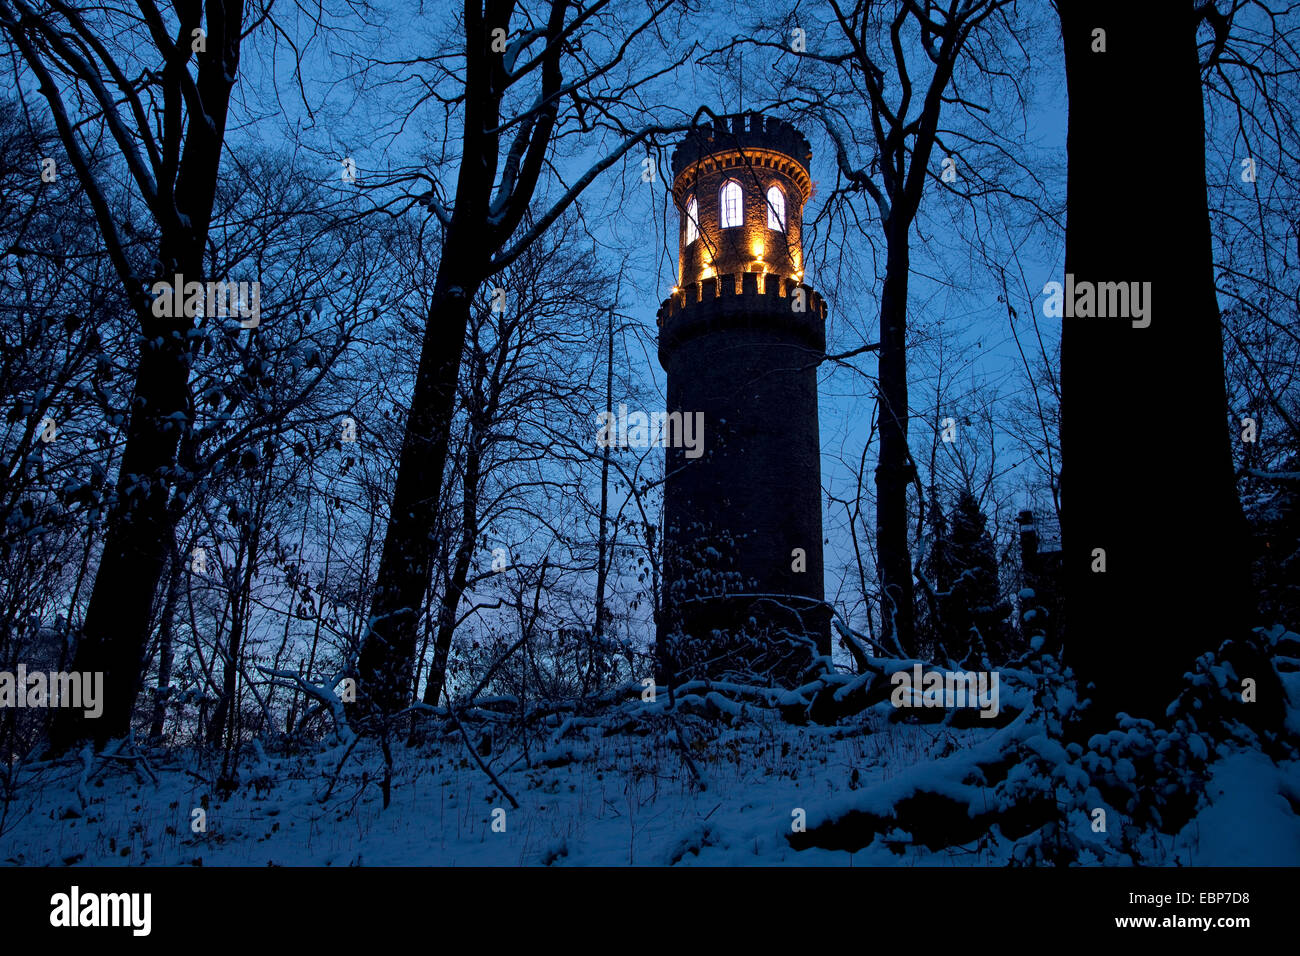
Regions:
[[657, 112, 831, 687]]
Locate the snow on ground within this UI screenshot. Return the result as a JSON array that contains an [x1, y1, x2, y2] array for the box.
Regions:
[[3, 702, 1298, 866], [1173, 750, 1300, 866]]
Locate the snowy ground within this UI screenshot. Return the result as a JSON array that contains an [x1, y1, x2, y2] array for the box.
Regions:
[[4, 691, 1299, 866]]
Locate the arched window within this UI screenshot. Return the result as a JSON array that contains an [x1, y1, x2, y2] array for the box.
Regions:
[[685, 198, 699, 245], [720, 180, 743, 228], [766, 185, 786, 232]]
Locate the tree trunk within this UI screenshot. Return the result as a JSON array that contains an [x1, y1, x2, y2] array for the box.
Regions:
[[48, 0, 245, 750], [208, 517, 263, 747], [51, 334, 192, 748], [875, 231, 917, 656], [355, 279, 474, 718], [352, 0, 623, 721], [148, 547, 184, 740], [422, 418, 482, 707], [1058, 1, 1249, 724], [593, 311, 615, 662]]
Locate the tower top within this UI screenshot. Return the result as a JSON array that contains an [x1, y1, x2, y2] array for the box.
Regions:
[[672, 113, 813, 182], [667, 112, 815, 290]]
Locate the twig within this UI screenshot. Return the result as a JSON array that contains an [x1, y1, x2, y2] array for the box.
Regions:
[[450, 702, 519, 810], [671, 717, 706, 791]]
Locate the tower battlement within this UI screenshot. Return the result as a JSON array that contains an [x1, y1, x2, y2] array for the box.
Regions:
[[656, 272, 827, 362], [671, 112, 813, 182]]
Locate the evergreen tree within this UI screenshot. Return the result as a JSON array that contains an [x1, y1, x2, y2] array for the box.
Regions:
[[920, 491, 1013, 664]]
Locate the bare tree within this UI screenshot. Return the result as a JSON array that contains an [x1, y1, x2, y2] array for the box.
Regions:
[[351, 0, 693, 721], [752, 0, 1020, 654], [0, 0, 255, 747], [418, 215, 614, 706]]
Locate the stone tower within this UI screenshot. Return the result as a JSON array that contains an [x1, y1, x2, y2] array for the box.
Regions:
[[656, 112, 831, 686]]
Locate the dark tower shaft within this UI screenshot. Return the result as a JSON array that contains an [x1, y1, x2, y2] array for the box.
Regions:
[[656, 113, 831, 686]]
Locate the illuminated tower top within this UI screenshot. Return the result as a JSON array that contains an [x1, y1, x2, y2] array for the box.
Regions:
[[670, 112, 813, 289]]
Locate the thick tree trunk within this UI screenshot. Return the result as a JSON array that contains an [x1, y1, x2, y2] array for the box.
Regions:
[[51, 333, 192, 749], [1058, 1, 1249, 724], [49, 0, 244, 750], [355, 280, 474, 718], [875, 233, 917, 656], [353, 0, 579, 722], [352, 0, 510, 723]]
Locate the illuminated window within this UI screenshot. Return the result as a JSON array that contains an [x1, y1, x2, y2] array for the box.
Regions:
[[685, 198, 699, 245], [766, 185, 786, 231], [720, 180, 743, 228]]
